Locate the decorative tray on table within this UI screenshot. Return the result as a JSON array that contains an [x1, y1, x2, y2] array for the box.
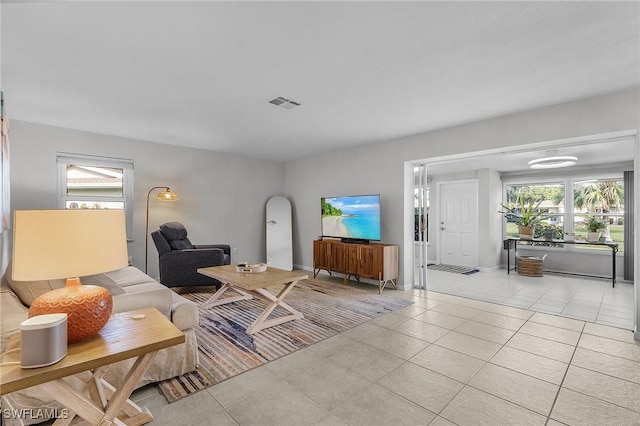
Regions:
[[236, 262, 268, 273]]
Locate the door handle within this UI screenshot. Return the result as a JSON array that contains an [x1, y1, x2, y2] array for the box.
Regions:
[[267, 220, 277, 225]]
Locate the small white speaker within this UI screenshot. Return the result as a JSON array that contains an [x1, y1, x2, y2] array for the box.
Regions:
[[20, 313, 68, 369]]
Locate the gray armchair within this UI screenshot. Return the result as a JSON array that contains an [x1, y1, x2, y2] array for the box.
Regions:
[[151, 222, 231, 288]]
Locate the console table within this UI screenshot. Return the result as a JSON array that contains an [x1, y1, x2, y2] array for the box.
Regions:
[[0, 307, 184, 425], [503, 238, 619, 287]]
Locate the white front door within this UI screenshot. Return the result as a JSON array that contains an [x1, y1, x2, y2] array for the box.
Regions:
[[438, 181, 478, 268]]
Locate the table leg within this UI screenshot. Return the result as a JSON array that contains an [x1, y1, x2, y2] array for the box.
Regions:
[[49, 371, 108, 426], [202, 282, 253, 309], [247, 280, 303, 334], [612, 246, 617, 288], [41, 379, 109, 425], [43, 352, 158, 426], [99, 377, 153, 425], [101, 352, 156, 424], [379, 278, 397, 294]]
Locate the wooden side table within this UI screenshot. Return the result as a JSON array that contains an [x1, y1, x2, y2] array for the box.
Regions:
[[0, 307, 184, 425]]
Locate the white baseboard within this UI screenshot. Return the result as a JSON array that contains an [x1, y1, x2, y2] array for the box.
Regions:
[[478, 265, 501, 273]]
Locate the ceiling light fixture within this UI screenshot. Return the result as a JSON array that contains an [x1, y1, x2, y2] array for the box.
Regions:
[[528, 156, 577, 169]]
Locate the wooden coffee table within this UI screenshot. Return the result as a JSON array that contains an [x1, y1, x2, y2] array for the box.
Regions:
[[197, 265, 308, 334], [0, 307, 184, 425]]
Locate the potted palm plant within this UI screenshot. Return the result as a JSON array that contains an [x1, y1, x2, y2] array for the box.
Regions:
[[582, 215, 607, 242], [499, 198, 547, 240]]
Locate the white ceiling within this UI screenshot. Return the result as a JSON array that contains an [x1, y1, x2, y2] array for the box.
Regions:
[[423, 137, 636, 176], [2, 1, 639, 162]]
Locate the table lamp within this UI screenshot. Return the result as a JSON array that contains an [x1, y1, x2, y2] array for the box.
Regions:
[[12, 209, 128, 343]]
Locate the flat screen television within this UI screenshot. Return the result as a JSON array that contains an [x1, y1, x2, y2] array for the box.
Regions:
[[321, 194, 381, 243]]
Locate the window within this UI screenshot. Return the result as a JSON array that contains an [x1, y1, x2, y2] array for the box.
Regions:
[[57, 153, 134, 239], [503, 174, 625, 252], [504, 182, 565, 240], [572, 178, 625, 251]]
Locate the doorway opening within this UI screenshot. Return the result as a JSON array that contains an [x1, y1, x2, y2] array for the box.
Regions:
[[404, 130, 638, 337]]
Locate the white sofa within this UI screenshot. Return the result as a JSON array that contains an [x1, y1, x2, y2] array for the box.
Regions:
[[0, 265, 200, 425]]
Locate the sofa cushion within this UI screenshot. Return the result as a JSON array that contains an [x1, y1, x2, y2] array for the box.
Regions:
[[103, 266, 155, 289], [2, 262, 128, 307], [3, 262, 66, 307], [80, 272, 126, 296], [0, 288, 28, 353]]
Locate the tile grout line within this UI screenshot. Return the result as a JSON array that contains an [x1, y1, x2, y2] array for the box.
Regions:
[[411, 293, 640, 416], [434, 309, 542, 424], [544, 321, 585, 425]]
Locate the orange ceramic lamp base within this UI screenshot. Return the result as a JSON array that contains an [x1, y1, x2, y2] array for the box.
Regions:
[[29, 277, 113, 343]]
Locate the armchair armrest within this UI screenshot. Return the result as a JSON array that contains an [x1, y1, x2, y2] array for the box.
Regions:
[[192, 244, 231, 256], [192, 244, 231, 264]]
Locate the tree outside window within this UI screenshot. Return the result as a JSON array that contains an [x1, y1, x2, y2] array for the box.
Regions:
[[573, 179, 624, 251], [504, 183, 565, 240], [503, 177, 625, 252]]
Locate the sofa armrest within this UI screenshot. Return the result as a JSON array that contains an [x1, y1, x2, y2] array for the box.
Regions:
[[170, 292, 198, 331], [112, 283, 172, 318]]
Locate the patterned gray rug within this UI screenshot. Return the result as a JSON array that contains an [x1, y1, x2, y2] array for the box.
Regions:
[[157, 278, 413, 403], [427, 263, 480, 275]]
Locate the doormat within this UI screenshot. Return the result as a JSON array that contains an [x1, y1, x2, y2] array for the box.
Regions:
[[427, 263, 480, 275], [157, 278, 413, 403]]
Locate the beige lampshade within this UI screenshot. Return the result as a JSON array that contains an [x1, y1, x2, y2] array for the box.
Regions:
[[12, 209, 128, 281], [12, 209, 129, 343]]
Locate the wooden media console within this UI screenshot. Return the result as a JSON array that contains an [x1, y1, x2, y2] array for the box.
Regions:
[[313, 239, 398, 293]]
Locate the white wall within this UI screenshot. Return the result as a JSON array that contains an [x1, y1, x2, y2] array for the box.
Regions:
[[3, 88, 638, 335], [285, 139, 405, 278], [4, 120, 285, 280], [478, 168, 503, 270], [285, 88, 640, 288]]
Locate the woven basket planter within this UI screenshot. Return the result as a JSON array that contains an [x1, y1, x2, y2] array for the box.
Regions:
[[517, 255, 544, 277]]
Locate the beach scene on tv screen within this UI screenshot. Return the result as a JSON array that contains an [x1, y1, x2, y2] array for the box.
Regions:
[[321, 195, 381, 240]]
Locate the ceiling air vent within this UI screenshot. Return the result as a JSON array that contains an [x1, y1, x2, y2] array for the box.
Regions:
[[268, 96, 301, 110]]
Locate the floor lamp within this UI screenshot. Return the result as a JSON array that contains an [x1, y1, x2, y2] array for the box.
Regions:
[[145, 186, 179, 273]]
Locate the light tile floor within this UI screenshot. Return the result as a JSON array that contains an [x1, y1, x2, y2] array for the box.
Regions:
[[131, 273, 640, 426], [421, 268, 635, 329]]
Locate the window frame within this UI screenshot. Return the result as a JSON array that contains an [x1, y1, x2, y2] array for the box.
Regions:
[[57, 152, 134, 240], [502, 171, 625, 254]]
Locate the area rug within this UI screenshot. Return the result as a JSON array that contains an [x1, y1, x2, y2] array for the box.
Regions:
[[157, 278, 412, 403], [427, 263, 480, 275]]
